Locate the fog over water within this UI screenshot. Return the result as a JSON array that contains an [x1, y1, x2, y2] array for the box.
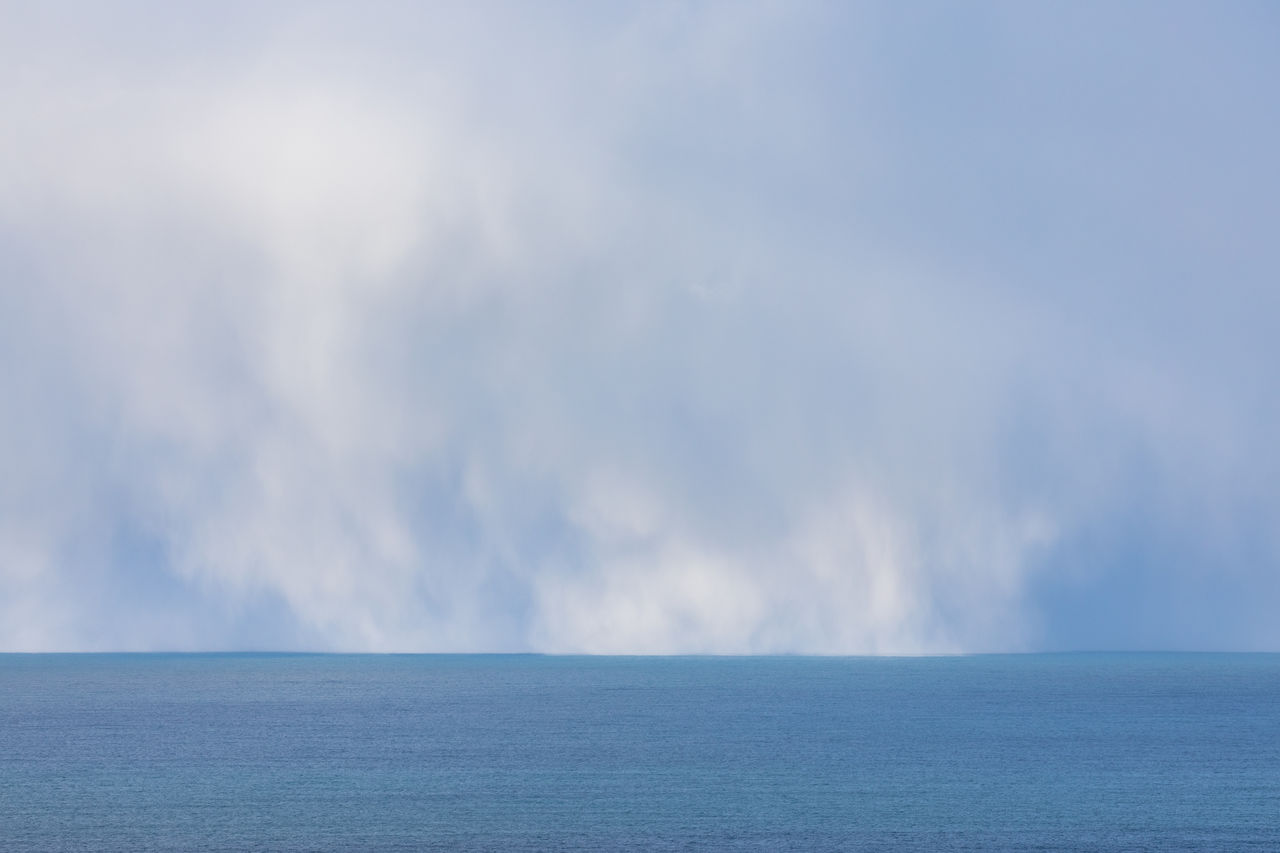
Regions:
[[1, 2, 1278, 652]]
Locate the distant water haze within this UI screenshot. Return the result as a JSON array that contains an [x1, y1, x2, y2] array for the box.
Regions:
[[1, 2, 1277, 652]]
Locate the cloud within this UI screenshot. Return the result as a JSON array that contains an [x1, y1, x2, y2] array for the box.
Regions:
[[1, 1, 1277, 651]]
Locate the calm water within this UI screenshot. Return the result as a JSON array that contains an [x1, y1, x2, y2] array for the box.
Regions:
[[1, 653, 1277, 851]]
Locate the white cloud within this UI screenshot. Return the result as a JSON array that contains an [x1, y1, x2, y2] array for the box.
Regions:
[[1, 2, 1277, 651]]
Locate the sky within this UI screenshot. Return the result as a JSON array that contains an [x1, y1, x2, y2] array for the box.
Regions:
[[1, 1, 1278, 653]]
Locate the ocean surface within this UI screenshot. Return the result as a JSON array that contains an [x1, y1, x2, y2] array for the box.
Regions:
[[2, 653, 1277, 851]]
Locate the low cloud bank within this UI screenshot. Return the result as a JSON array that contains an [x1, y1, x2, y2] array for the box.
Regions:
[[1, 2, 1277, 651]]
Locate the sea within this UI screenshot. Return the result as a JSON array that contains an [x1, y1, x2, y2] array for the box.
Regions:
[[1, 653, 1277, 851]]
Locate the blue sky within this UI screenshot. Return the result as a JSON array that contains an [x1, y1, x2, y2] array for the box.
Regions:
[[1, 1, 1277, 652]]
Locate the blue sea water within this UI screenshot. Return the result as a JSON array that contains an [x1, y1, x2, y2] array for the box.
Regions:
[[1, 654, 1278, 851]]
